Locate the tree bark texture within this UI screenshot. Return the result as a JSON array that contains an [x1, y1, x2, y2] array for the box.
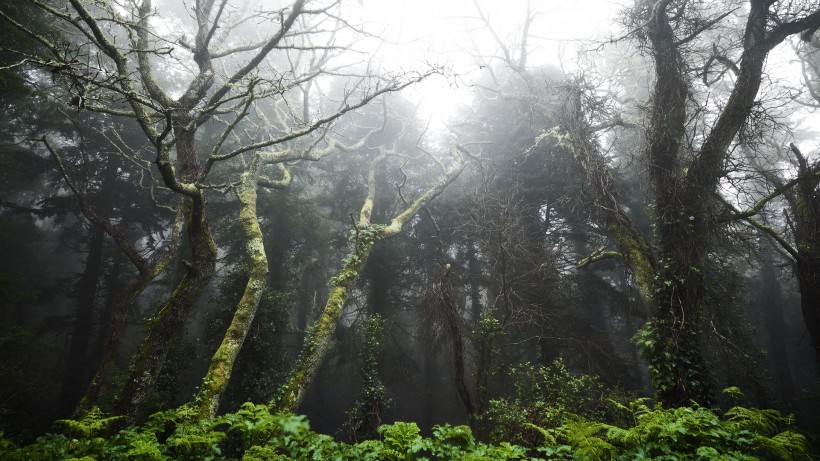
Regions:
[[116, 194, 216, 423], [275, 148, 466, 413], [195, 171, 269, 420]]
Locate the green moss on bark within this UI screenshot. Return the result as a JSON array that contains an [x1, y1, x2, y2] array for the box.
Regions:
[[196, 178, 269, 420]]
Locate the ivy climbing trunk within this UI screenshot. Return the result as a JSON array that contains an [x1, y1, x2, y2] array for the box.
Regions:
[[558, 0, 820, 407], [641, 0, 711, 405], [276, 234, 379, 413]]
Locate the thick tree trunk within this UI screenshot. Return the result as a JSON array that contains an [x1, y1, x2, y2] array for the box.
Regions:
[[117, 114, 218, 422], [195, 173, 268, 420], [628, 0, 784, 407], [116, 195, 216, 423], [645, 286, 710, 406]]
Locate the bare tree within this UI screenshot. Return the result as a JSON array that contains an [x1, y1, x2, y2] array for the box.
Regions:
[[0, 0, 436, 421]]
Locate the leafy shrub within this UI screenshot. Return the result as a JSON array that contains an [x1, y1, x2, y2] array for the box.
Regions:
[[482, 359, 631, 447], [529, 391, 813, 461], [0, 394, 814, 460]]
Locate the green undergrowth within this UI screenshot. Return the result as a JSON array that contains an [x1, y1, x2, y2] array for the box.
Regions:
[[0, 394, 815, 460]]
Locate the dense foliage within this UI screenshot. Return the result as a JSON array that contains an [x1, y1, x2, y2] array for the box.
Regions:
[[1, 0, 820, 455], [0, 394, 813, 461]]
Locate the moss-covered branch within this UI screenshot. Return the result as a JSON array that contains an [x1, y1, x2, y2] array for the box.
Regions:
[[275, 146, 466, 413], [576, 245, 623, 269]]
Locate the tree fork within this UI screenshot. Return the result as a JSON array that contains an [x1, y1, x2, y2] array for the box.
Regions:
[[274, 146, 466, 413]]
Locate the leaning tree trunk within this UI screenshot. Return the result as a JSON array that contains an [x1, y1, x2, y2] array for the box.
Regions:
[[275, 232, 380, 412], [274, 147, 466, 413], [194, 170, 270, 420], [116, 193, 216, 422]]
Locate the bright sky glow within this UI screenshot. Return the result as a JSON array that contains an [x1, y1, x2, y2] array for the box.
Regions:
[[351, 0, 624, 130]]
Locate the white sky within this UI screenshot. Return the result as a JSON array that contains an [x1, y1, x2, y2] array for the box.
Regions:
[[350, 0, 625, 128], [346, 0, 817, 154]]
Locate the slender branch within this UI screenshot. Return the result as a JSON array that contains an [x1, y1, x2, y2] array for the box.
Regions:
[[576, 245, 624, 269], [720, 197, 800, 260]]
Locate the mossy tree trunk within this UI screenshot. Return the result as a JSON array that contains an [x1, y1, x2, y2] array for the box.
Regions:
[[117, 120, 218, 423], [275, 230, 380, 413], [116, 195, 216, 422], [194, 160, 291, 420], [560, 0, 820, 407], [194, 174, 267, 420], [275, 147, 466, 413], [193, 120, 389, 419]]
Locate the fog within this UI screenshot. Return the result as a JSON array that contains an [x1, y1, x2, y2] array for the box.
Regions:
[[1, 0, 819, 457]]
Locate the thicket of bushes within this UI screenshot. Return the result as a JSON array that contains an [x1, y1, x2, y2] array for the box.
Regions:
[[1, 391, 813, 461]]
